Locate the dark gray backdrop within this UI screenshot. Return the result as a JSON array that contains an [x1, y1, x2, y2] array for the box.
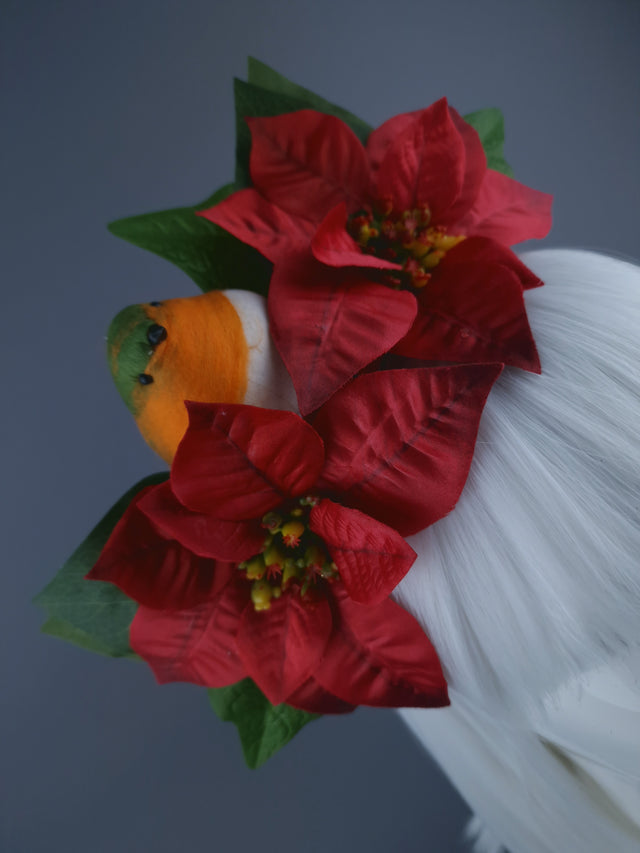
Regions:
[[4, 1, 639, 851]]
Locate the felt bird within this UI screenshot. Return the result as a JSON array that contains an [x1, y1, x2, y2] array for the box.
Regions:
[[106, 289, 296, 463]]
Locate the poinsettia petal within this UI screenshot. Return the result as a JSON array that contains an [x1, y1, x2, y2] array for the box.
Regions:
[[130, 582, 248, 686], [457, 168, 553, 245], [312, 365, 502, 537], [287, 677, 356, 715], [315, 586, 449, 708], [366, 109, 423, 179], [248, 111, 370, 223], [394, 261, 541, 372], [437, 109, 487, 226], [268, 252, 417, 415], [198, 188, 314, 262], [376, 98, 465, 221], [445, 235, 543, 289], [87, 486, 234, 609], [137, 481, 265, 562], [172, 402, 325, 519], [237, 594, 333, 706], [311, 203, 402, 270], [310, 499, 416, 605]]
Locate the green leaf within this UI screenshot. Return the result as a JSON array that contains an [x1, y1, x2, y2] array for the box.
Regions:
[[108, 183, 272, 296], [463, 107, 514, 177], [208, 679, 320, 768], [247, 57, 372, 144], [34, 472, 169, 657]]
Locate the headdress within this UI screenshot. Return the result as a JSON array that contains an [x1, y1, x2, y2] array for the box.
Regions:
[[35, 58, 552, 767]]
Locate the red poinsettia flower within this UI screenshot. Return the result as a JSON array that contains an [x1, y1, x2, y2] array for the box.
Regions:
[[88, 364, 501, 712], [200, 101, 552, 413]]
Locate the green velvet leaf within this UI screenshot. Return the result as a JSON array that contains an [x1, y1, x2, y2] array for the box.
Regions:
[[247, 57, 372, 144], [208, 679, 320, 768], [34, 472, 169, 657], [108, 184, 272, 296], [463, 107, 514, 177]]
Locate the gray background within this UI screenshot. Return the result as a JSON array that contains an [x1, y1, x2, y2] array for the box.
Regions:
[[3, 1, 639, 851]]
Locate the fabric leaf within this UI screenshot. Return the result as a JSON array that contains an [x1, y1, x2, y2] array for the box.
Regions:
[[462, 108, 514, 177], [33, 473, 168, 657], [310, 500, 416, 605], [248, 112, 370, 223], [394, 261, 541, 372], [137, 481, 265, 562], [268, 253, 417, 415], [130, 584, 248, 687], [237, 594, 333, 705], [108, 184, 272, 295], [246, 58, 371, 145], [208, 678, 319, 769], [313, 366, 502, 537], [171, 402, 325, 519], [198, 187, 314, 263], [87, 487, 234, 610], [315, 588, 449, 708]]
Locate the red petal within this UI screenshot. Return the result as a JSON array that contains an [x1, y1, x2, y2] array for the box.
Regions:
[[315, 587, 449, 708], [248, 111, 370, 223], [137, 481, 265, 562], [394, 261, 541, 372], [437, 109, 487, 226], [130, 581, 248, 687], [310, 499, 416, 605], [237, 593, 333, 705], [268, 253, 417, 415], [287, 677, 355, 715], [171, 402, 325, 519], [87, 487, 234, 609], [311, 203, 401, 270], [376, 99, 465, 221], [366, 109, 423, 179], [312, 365, 502, 537], [445, 236, 543, 289], [198, 188, 313, 262], [457, 168, 553, 245]]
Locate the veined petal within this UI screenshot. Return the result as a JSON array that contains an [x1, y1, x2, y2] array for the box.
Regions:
[[310, 499, 416, 605], [87, 486, 234, 609], [287, 677, 356, 715], [268, 253, 417, 415], [137, 481, 265, 562], [445, 236, 543, 289], [376, 98, 465, 221], [130, 582, 248, 686], [315, 587, 449, 708], [172, 402, 325, 519], [237, 594, 333, 706], [457, 168, 553, 245], [312, 365, 502, 537], [366, 109, 423, 178], [437, 108, 487, 226], [395, 261, 541, 372], [198, 188, 314, 262], [311, 203, 402, 270], [248, 111, 370, 223]]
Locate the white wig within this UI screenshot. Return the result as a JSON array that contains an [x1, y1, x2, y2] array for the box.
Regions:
[[397, 250, 640, 852]]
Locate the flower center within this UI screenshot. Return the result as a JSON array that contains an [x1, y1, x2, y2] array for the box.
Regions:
[[238, 496, 338, 611], [347, 203, 466, 290]]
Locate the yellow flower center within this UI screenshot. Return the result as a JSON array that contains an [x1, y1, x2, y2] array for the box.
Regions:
[[347, 203, 466, 290], [238, 497, 338, 611]]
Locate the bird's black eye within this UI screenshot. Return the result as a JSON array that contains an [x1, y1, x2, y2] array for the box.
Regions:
[[138, 373, 154, 385], [147, 323, 167, 346], [149, 301, 162, 307]]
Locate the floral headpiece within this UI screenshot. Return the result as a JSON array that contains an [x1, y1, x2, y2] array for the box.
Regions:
[[35, 59, 551, 767]]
